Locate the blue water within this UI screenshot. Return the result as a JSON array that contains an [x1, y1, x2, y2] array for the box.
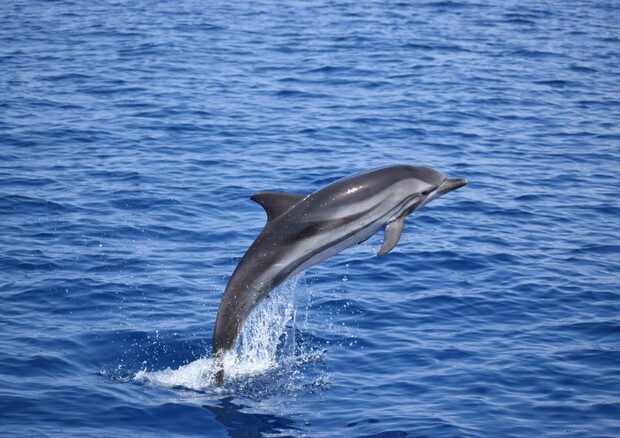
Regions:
[[2, 0, 620, 436]]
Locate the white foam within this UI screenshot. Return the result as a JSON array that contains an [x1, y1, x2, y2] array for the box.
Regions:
[[134, 357, 214, 391]]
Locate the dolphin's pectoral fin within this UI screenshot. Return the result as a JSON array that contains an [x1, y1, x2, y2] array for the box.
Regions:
[[251, 192, 308, 222], [378, 217, 405, 256]]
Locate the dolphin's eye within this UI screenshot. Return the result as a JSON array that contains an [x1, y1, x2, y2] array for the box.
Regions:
[[421, 190, 431, 196]]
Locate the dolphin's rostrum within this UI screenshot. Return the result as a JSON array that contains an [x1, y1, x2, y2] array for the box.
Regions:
[[212, 165, 467, 385]]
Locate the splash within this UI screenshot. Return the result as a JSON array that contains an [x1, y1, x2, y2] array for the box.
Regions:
[[134, 275, 313, 391], [224, 274, 300, 379]]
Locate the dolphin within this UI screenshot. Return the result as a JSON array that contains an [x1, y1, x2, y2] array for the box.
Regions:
[[212, 165, 466, 385]]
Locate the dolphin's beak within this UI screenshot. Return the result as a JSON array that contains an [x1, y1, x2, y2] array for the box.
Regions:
[[436, 178, 468, 196]]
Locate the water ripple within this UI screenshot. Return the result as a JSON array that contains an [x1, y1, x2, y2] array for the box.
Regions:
[[2, 0, 620, 436]]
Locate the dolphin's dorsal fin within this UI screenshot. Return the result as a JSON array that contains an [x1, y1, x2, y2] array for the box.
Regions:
[[251, 192, 307, 222], [378, 217, 405, 256]]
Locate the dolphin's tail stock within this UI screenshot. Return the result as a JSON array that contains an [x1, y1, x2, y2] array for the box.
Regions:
[[212, 350, 225, 387]]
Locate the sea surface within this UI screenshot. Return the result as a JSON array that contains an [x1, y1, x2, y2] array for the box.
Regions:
[[1, 0, 620, 436]]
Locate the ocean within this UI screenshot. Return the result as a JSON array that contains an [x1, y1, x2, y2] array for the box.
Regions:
[[1, 0, 619, 436]]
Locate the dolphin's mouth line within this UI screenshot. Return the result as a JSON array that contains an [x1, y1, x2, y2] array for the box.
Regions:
[[437, 178, 468, 194]]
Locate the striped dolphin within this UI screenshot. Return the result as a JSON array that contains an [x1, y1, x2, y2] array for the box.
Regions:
[[212, 165, 467, 385]]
